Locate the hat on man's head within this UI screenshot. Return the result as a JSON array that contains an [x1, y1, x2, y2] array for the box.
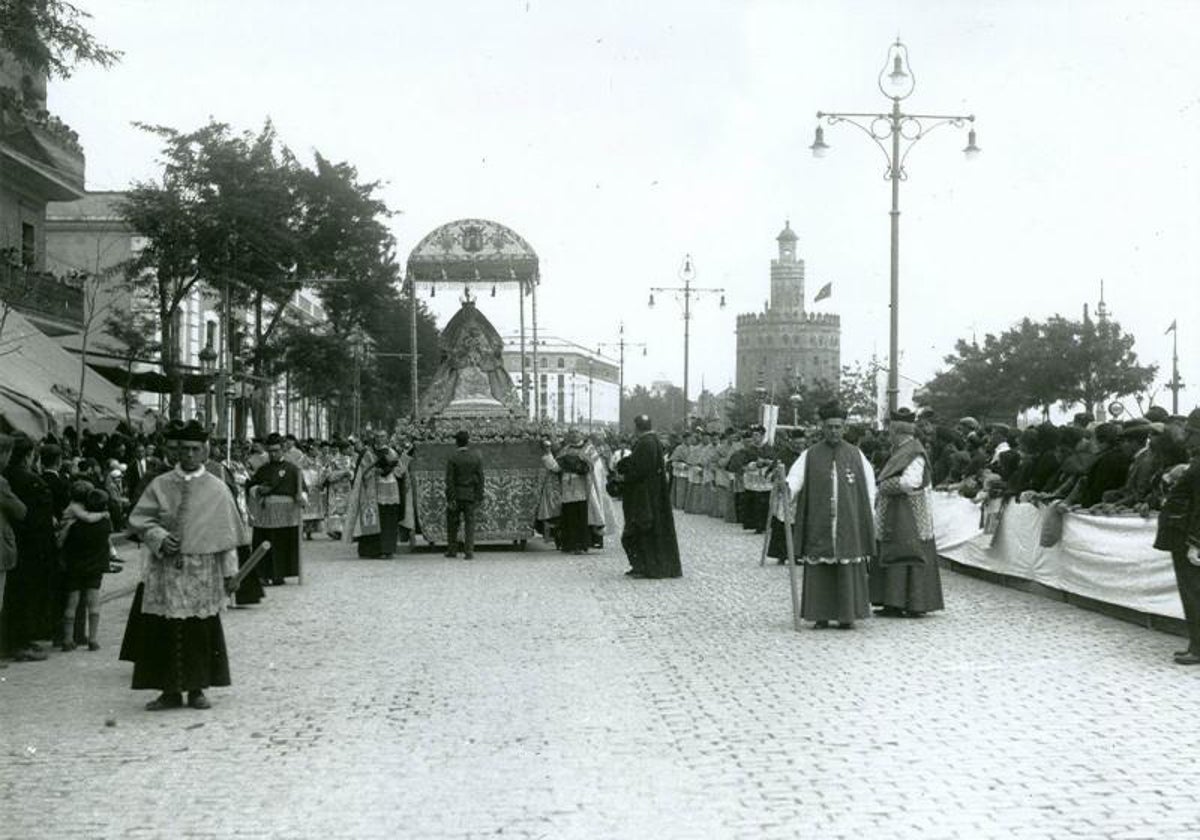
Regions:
[[750, 424, 766, 433], [1145, 406, 1171, 423], [957, 416, 980, 431], [817, 401, 847, 420], [1094, 422, 1121, 444], [1185, 408, 1200, 436], [166, 420, 208, 442], [1121, 418, 1152, 440], [264, 432, 283, 447], [890, 407, 918, 424]]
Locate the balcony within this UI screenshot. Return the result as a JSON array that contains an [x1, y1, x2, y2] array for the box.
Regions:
[[0, 264, 84, 333], [0, 89, 86, 199]]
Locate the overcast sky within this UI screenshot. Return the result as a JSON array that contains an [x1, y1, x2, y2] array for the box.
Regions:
[[55, 0, 1200, 412]]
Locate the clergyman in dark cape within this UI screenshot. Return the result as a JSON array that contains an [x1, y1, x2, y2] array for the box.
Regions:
[[246, 433, 306, 585], [869, 408, 945, 617], [616, 415, 681, 579], [779, 402, 876, 628]]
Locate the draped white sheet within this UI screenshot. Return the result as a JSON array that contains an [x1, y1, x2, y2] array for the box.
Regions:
[[931, 492, 1183, 620]]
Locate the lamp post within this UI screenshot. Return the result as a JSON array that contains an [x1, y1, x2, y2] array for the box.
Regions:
[[648, 255, 725, 425], [599, 322, 647, 433], [811, 38, 979, 414], [199, 342, 217, 430], [789, 393, 802, 426]]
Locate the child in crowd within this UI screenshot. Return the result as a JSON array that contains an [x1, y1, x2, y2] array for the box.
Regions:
[[60, 486, 113, 652]]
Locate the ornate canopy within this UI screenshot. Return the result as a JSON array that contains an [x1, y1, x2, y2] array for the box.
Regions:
[[406, 218, 539, 290]]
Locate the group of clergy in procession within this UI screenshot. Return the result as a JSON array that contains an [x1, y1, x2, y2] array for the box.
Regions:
[[669, 402, 944, 629], [5, 398, 1197, 713]]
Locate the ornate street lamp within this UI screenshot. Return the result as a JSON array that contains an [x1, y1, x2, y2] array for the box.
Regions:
[[648, 255, 726, 423], [811, 39, 979, 414], [199, 342, 217, 430]]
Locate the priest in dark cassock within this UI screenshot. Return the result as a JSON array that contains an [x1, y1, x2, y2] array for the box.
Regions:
[[775, 402, 876, 629], [127, 421, 241, 710], [616, 414, 681, 579], [869, 407, 945, 618], [246, 433, 307, 586]]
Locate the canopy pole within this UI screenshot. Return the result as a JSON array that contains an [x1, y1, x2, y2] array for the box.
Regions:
[[531, 278, 539, 420]]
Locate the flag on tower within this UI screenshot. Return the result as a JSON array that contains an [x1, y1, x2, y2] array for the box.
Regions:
[[813, 282, 832, 303], [1165, 320, 1177, 335]]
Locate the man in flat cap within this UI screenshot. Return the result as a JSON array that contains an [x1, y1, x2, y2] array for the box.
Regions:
[[127, 421, 242, 710], [774, 402, 876, 629]]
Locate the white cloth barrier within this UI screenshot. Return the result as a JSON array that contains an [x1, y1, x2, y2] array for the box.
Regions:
[[931, 492, 1183, 621]]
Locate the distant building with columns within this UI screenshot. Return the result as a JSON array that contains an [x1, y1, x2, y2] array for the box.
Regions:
[[735, 222, 840, 395]]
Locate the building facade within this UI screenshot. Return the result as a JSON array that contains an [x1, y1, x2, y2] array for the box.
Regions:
[[735, 222, 841, 395], [502, 336, 620, 429]]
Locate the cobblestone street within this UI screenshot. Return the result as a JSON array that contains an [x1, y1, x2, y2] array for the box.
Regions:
[[3, 511, 1199, 839]]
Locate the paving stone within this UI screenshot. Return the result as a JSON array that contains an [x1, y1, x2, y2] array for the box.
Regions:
[[2, 511, 1199, 838]]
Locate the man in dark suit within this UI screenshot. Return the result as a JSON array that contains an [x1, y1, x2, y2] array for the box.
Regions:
[[444, 430, 484, 559], [125, 443, 149, 506], [38, 444, 70, 517], [1154, 409, 1200, 665]]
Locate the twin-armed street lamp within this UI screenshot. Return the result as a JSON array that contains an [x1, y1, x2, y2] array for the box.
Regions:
[[810, 38, 980, 414], [598, 322, 647, 432], [649, 255, 725, 424]]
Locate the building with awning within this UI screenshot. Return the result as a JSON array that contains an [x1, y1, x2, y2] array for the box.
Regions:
[[0, 307, 153, 436]]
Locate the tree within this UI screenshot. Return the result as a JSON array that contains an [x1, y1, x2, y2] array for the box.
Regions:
[[293, 153, 399, 339], [69, 262, 122, 432], [103, 311, 160, 429], [837, 359, 880, 422], [0, 0, 120, 85], [1072, 316, 1156, 417], [625, 383, 686, 433], [121, 119, 407, 428], [917, 315, 1156, 422]]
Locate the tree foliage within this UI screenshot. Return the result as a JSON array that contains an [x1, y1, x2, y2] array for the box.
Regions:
[[103, 311, 160, 429], [0, 0, 120, 83], [625, 383, 686, 433], [917, 315, 1156, 422], [119, 118, 410, 428]]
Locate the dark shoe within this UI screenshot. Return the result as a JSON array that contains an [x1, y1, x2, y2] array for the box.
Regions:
[[444, 551, 457, 558], [624, 569, 646, 578], [813, 621, 830, 629], [13, 648, 47, 662], [146, 692, 183, 711], [836, 621, 855, 630], [1174, 651, 1200, 665], [463, 552, 474, 559], [903, 610, 926, 618], [874, 606, 904, 617], [87, 641, 100, 652], [187, 691, 211, 710], [61, 641, 77, 652]]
